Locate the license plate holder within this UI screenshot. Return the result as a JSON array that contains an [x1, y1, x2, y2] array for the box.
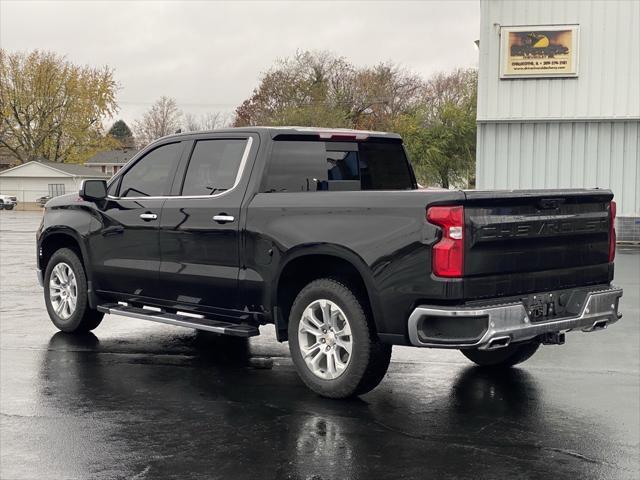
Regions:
[[523, 293, 559, 322]]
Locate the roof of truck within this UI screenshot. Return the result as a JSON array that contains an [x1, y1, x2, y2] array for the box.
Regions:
[[166, 126, 402, 141]]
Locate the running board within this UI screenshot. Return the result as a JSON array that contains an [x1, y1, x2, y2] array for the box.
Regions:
[[97, 303, 260, 337]]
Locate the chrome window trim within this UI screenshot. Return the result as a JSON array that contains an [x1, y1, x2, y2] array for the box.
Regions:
[[106, 136, 254, 201]]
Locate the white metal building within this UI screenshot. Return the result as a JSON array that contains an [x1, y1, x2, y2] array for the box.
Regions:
[[0, 161, 108, 204], [476, 0, 640, 241]]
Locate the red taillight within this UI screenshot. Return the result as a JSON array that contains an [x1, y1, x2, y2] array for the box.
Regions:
[[427, 205, 464, 278], [609, 200, 616, 262]]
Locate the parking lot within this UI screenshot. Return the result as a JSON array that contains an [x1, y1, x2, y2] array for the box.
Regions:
[[0, 210, 638, 479]]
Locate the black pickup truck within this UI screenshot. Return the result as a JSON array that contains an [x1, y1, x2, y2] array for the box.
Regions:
[[36, 127, 623, 398]]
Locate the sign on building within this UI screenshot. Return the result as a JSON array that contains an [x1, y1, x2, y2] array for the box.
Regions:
[[500, 25, 579, 78]]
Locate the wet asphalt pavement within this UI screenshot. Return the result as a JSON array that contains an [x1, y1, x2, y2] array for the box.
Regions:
[[0, 211, 638, 480]]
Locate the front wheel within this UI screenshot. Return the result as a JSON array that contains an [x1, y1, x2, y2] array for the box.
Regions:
[[4, 204, 14, 210], [288, 278, 391, 399], [461, 341, 540, 368], [44, 248, 103, 333]]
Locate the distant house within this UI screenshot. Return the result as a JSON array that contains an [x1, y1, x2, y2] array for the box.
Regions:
[[0, 161, 109, 203], [85, 148, 138, 176]]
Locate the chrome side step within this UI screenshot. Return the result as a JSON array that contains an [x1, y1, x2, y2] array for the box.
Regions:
[[97, 303, 260, 337]]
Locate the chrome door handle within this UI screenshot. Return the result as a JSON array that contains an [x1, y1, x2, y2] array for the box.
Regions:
[[139, 213, 158, 220], [213, 214, 235, 223]]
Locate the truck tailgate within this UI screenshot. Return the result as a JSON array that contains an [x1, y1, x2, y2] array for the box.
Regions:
[[463, 189, 614, 299]]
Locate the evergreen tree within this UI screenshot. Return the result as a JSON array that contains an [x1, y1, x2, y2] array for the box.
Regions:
[[108, 120, 135, 148]]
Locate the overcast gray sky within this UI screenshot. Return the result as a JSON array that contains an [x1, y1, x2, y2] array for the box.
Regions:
[[0, 0, 480, 127]]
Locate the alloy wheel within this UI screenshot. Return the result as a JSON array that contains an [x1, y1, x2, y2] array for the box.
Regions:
[[297, 299, 353, 380], [49, 262, 78, 320]]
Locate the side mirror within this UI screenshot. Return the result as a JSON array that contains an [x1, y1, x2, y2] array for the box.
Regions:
[[80, 179, 107, 201]]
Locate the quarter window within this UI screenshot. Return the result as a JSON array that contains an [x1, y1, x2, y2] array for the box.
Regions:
[[359, 142, 414, 190], [181, 139, 247, 196], [107, 177, 120, 197], [118, 142, 182, 197]]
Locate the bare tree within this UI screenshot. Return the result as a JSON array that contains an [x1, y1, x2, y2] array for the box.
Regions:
[[420, 68, 478, 122], [133, 96, 182, 146], [184, 113, 201, 132], [183, 112, 227, 132]]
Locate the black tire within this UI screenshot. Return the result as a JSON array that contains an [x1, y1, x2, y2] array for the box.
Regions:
[[4, 204, 14, 210], [0, 202, 4, 210], [44, 248, 103, 333], [461, 341, 540, 368], [288, 278, 391, 399]]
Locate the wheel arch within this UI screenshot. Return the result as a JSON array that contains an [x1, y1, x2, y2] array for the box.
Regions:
[[39, 227, 101, 308], [273, 245, 383, 341], [39, 228, 89, 277]]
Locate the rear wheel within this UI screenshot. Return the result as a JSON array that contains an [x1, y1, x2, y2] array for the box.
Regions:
[[44, 248, 103, 333], [461, 341, 540, 368], [288, 278, 391, 399]]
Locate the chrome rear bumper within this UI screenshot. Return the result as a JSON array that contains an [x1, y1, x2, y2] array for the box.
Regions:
[[408, 286, 623, 350]]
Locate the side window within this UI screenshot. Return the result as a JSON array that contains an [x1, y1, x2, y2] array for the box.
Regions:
[[181, 139, 247, 196], [359, 142, 414, 190], [118, 142, 182, 197], [262, 141, 327, 192], [325, 145, 361, 191], [327, 151, 359, 181], [262, 139, 414, 193]]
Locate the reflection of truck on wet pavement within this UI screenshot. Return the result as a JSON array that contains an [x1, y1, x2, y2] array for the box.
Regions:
[[36, 127, 623, 398]]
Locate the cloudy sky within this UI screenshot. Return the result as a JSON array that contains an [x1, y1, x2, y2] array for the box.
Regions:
[[0, 0, 480, 127]]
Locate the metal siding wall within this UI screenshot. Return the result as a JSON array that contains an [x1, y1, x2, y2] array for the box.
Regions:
[[477, 0, 640, 121], [477, 0, 640, 221], [623, 122, 639, 215], [477, 121, 640, 217], [584, 123, 598, 186], [507, 123, 521, 186]]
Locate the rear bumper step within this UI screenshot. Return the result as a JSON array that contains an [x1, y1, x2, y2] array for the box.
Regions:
[[407, 286, 623, 350], [97, 303, 260, 337]]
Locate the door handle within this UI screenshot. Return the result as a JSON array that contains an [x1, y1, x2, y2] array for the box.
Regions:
[[139, 213, 158, 221], [213, 214, 235, 224]]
